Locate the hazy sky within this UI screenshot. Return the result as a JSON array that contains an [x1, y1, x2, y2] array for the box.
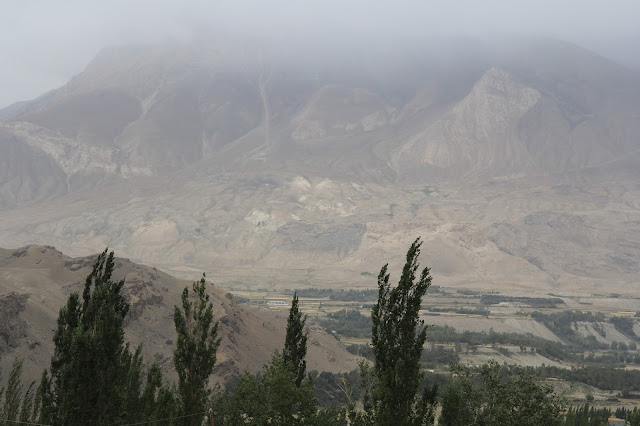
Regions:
[[1, 0, 639, 109]]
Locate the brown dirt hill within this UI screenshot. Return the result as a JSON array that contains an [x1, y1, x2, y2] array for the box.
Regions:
[[0, 245, 358, 386]]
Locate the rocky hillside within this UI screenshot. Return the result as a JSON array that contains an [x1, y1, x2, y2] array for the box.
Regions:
[[0, 245, 358, 385], [1, 37, 639, 294]]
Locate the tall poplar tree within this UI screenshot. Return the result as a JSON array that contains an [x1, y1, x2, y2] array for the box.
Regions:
[[19, 381, 36, 424], [2, 358, 24, 423], [360, 238, 438, 425], [42, 248, 143, 425], [283, 292, 308, 387], [173, 273, 220, 425]]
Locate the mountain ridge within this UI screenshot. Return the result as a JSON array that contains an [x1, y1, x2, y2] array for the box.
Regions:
[[1, 37, 639, 294]]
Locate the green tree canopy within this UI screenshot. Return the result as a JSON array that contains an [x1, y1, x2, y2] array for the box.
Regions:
[[42, 248, 145, 425], [283, 292, 308, 387], [2, 358, 24, 423], [174, 273, 220, 425], [439, 361, 564, 426], [213, 292, 320, 425], [353, 237, 438, 425]]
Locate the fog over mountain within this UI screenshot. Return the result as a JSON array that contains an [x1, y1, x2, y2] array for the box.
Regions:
[[2, 0, 640, 108]]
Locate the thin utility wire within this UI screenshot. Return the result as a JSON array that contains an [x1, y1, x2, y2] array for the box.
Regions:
[[1, 410, 208, 426], [119, 410, 208, 426]]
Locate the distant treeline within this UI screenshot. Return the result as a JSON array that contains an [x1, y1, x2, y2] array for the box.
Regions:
[[289, 285, 443, 302], [459, 363, 640, 400], [322, 311, 640, 368], [610, 315, 637, 338], [425, 306, 491, 317], [428, 325, 571, 361], [532, 365, 640, 394], [319, 309, 372, 338], [479, 295, 565, 308], [289, 288, 379, 302], [317, 298, 637, 356], [532, 311, 618, 350], [321, 310, 571, 360]]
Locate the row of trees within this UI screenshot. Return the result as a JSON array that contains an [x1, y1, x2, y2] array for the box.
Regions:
[[0, 249, 220, 425], [1, 239, 571, 425]]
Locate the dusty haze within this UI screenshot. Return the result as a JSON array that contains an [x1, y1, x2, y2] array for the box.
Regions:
[[2, 0, 640, 108]]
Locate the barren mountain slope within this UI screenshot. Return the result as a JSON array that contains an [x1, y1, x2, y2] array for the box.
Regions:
[[1, 38, 639, 295], [4, 38, 639, 191], [1, 165, 638, 294], [0, 245, 358, 385]]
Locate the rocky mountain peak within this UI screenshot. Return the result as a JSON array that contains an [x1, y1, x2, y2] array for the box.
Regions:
[[460, 67, 541, 134]]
